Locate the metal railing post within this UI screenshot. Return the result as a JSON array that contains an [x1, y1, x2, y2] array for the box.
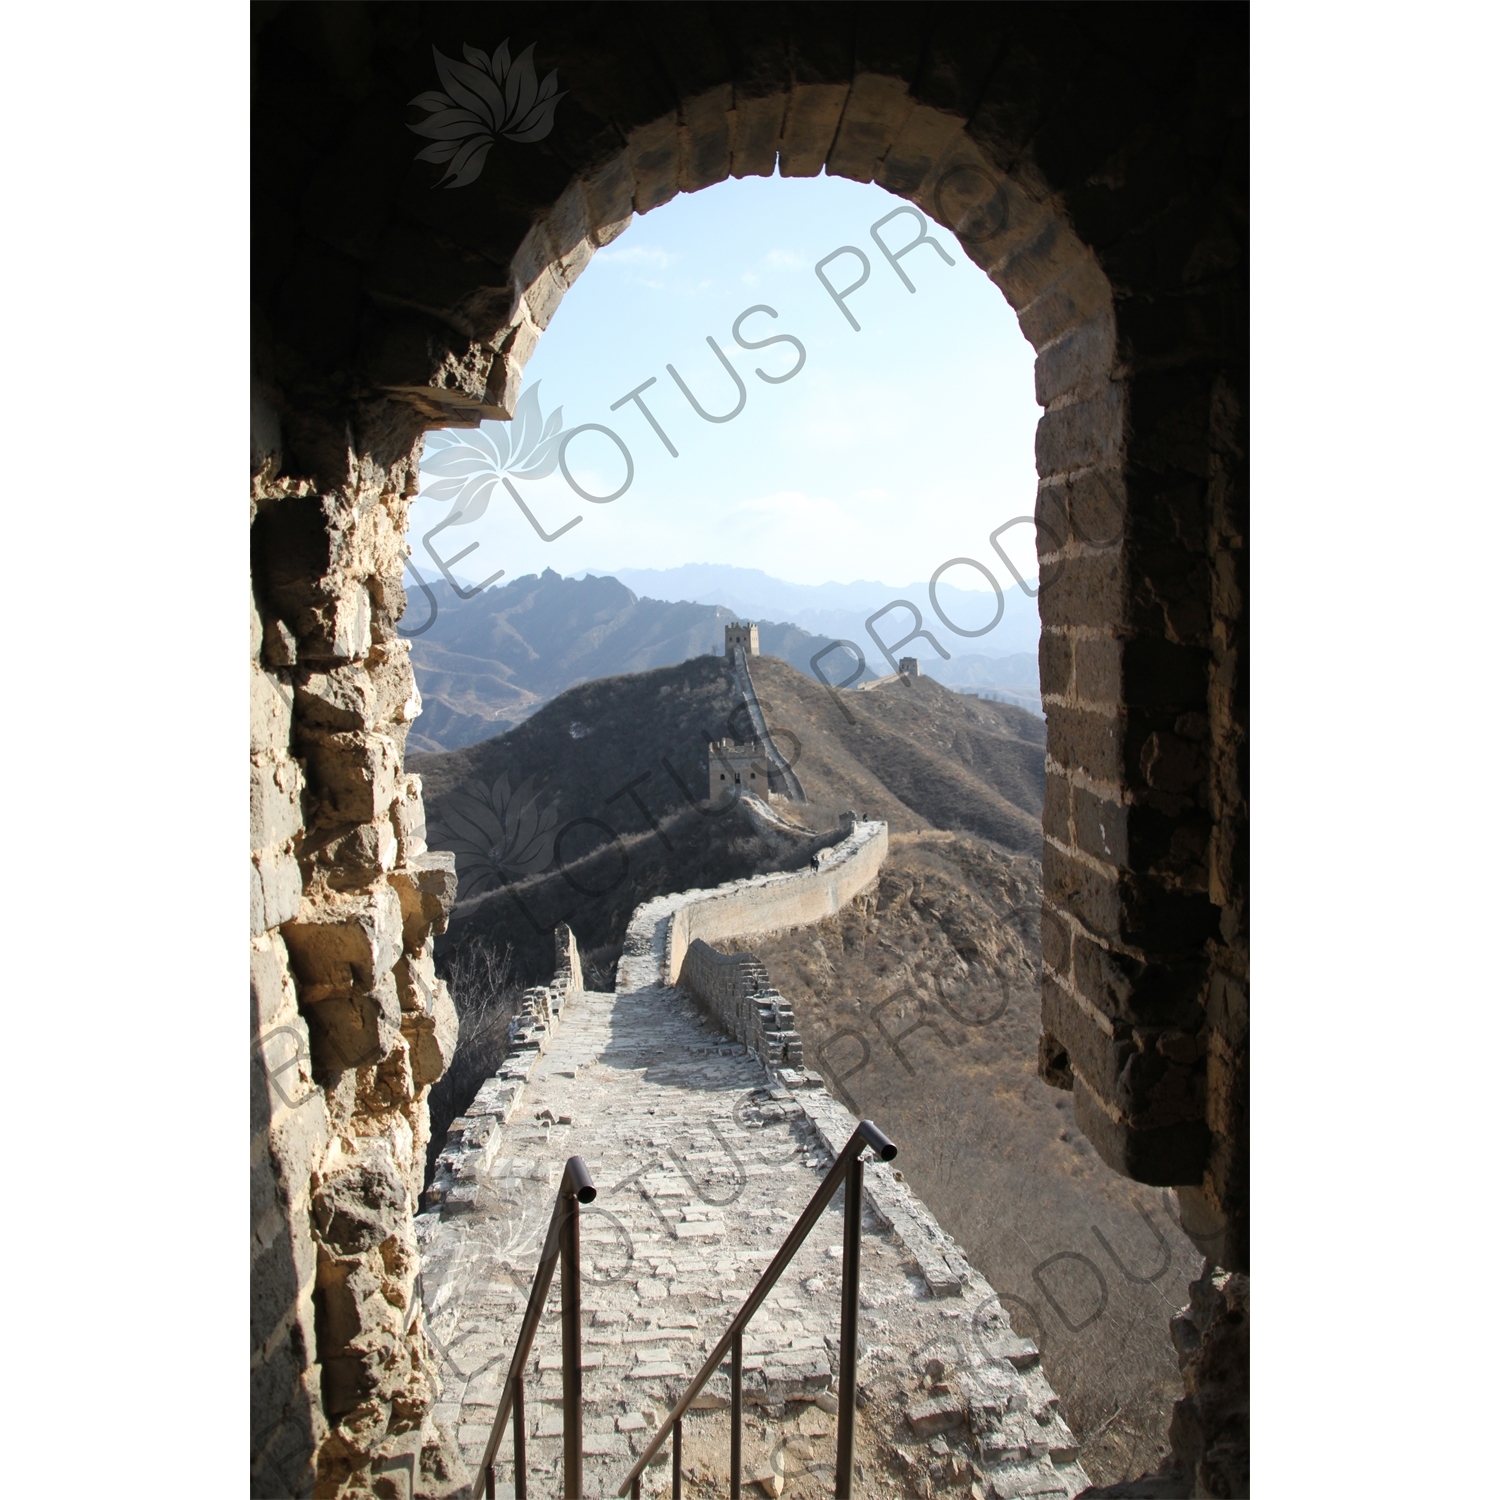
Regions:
[[512, 1375, 527, 1500], [467, 1157, 595, 1500], [834, 1150, 864, 1500], [562, 1175, 585, 1499], [672, 1419, 682, 1500], [730, 1329, 743, 1500]]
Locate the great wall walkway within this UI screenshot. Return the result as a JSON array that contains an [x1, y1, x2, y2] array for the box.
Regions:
[[417, 829, 1091, 1500]]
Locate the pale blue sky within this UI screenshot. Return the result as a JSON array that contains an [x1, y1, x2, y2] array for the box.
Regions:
[[409, 172, 1043, 619]]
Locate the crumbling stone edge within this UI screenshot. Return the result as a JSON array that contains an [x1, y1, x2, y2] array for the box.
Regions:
[[423, 926, 585, 1211]]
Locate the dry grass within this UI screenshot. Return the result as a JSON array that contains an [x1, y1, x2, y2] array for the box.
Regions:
[[729, 834, 1198, 1489]]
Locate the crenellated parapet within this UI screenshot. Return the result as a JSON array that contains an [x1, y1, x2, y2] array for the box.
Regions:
[[679, 941, 804, 1069]]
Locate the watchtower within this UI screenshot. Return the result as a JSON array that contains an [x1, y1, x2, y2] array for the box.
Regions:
[[724, 621, 759, 658], [706, 739, 769, 802], [898, 656, 920, 677]]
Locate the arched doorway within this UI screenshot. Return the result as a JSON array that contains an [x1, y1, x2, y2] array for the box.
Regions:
[[250, 8, 1247, 1493]]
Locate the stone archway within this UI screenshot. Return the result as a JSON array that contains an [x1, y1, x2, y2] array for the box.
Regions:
[[251, 7, 1247, 1494]]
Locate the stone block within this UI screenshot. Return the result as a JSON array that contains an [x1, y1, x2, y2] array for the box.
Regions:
[[1071, 1074, 1210, 1187], [907, 1395, 965, 1439], [391, 774, 427, 862], [250, 756, 305, 853], [523, 261, 569, 336], [251, 931, 298, 1033], [1042, 773, 1071, 847], [583, 154, 636, 245], [313, 1148, 409, 1255], [1037, 632, 1071, 699], [1012, 258, 1114, 350], [827, 73, 913, 182], [293, 665, 382, 734], [874, 102, 966, 198], [731, 92, 784, 178], [628, 115, 682, 212], [1039, 977, 1117, 1096], [995, 212, 1093, 312], [1034, 385, 1124, 478], [1062, 464, 1129, 549], [281, 888, 404, 994], [252, 847, 304, 936], [304, 819, 397, 892], [303, 731, 402, 825], [1042, 704, 1121, 785], [1073, 785, 1127, 869], [405, 979, 458, 1088], [303, 970, 403, 1077], [1039, 902, 1071, 976], [1034, 309, 1117, 406], [390, 851, 457, 952], [681, 85, 734, 190], [1036, 548, 1122, 630], [303, 581, 372, 665], [251, 666, 293, 754], [777, 83, 849, 176], [1073, 637, 1122, 707], [393, 945, 438, 1015], [261, 615, 298, 668], [267, 1084, 331, 1221]]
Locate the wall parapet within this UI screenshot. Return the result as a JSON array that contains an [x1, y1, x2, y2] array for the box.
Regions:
[[423, 924, 583, 1212], [662, 814, 887, 987], [679, 941, 803, 1069]]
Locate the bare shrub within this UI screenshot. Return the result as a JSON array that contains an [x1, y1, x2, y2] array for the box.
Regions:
[[423, 935, 522, 1189]]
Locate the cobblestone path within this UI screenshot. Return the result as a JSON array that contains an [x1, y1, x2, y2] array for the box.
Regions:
[[418, 903, 1090, 1500]]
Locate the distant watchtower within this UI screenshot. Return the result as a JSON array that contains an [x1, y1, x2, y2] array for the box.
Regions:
[[898, 656, 921, 677], [725, 621, 759, 658], [706, 739, 769, 802]]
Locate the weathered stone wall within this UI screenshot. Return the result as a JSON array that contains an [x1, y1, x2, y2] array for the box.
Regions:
[[679, 940, 803, 1068], [664, 817, 888, 985], [251, 457, 460, 1495], [730, 644, 806, 801]]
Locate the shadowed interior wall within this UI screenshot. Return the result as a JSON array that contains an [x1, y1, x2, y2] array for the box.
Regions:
[[250, 4, 1247, 1493]]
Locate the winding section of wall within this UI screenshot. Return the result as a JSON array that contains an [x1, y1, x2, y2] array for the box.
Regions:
[[730, 645, 806, 801], [662, 816, 887, 987]]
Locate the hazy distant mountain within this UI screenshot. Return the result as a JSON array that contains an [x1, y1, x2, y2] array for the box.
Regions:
[[606, 563, 1042, 658], [402, 569, 851, 753]]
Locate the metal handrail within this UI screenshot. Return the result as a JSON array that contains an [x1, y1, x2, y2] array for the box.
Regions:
[[471, 1155, 597, 1500], [616, 1121, 897, 1500]]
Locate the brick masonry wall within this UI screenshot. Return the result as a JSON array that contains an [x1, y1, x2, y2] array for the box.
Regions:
[[252, 6, 1247, 1492], [665, 819, 889, 984], [680, 940, 804, 1069], [251, 459, 461, 1495]]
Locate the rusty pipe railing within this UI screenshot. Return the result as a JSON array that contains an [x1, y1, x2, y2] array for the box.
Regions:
[[470, 1155, 596, 1500], [617, 1121, 897, 1500]]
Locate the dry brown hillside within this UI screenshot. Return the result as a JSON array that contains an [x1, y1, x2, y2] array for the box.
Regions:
[[747, 654, 1045, 853], [408, 651, 1047, 988], [725, 832, 1199, 1490]]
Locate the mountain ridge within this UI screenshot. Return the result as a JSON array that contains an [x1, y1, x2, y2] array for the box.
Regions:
[[401, 566, 1041, 752]]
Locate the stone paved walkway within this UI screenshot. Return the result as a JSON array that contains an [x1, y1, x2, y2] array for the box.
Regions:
[[417, 896, 1091, 1500]]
